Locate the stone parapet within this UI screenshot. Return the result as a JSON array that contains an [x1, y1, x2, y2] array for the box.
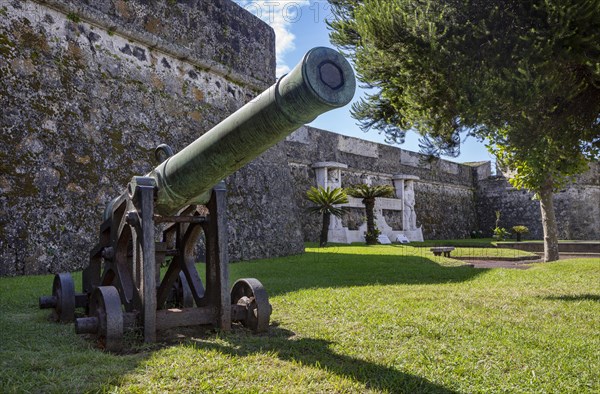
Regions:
[[36, 0, 275, 89], [286, 126, 480, 241]]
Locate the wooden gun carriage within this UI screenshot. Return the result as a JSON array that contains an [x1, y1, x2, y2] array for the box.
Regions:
[[38, 47, 355, 351]]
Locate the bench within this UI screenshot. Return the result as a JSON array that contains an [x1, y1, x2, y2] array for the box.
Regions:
[[430, 247, 455, 257]]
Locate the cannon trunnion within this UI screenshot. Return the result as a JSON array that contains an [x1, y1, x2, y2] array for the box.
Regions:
[[38, 47, 355, 351]]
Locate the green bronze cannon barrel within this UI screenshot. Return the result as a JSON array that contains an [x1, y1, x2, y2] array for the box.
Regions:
[[150, 47, 356, 214]]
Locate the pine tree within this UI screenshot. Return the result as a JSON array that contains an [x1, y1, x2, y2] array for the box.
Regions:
[[328, 0, 600, 260]]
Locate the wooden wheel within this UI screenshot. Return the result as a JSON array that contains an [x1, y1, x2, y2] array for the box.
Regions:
[[52, 273, 75, 323], [165, 272, 194, 308], [231, 278, 271, 333], [176, 272, 194, 308], [88, 286, 123, 352]]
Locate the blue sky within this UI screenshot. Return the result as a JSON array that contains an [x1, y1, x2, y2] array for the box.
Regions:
[[235, 1, 494, 164]]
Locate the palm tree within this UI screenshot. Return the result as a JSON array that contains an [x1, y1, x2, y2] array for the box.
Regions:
[[306, 186, 349, 246], [346, 184, 395, 245]]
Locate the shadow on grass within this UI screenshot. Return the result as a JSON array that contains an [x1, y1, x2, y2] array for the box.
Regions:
[[191, 326, 458, 393], [0, 251, 478, 392], [230, 251, 488, 297], [542, 294, 600, 302]]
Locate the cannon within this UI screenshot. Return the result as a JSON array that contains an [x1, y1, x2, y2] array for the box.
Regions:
[[38, 47, 355, 351]]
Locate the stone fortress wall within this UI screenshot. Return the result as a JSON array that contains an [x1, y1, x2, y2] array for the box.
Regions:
[[1, 0, 597, 276], [476, 165, 600, 240], [0, 0, 304, 276], [285, 126, 480, 242], [286, 126, 599, 243]]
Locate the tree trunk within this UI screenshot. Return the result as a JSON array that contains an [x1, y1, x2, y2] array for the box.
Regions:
[[320, 212, 331, 247], [539, 178, 560, 262], [364, 198, 377, 245]]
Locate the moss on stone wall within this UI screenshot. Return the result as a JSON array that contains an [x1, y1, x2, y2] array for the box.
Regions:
[[0, 0, 299, 276]]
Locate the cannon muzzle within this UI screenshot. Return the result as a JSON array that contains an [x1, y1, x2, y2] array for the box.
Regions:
[[150, 47, 355, 214]]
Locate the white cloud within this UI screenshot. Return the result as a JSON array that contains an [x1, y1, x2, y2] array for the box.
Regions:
[[236, 1, 310, 76]]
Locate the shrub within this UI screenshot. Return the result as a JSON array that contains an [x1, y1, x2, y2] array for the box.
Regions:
[[470, 230, 484, 239], [364, 228, 381, 244], [346, 184, 395, 245], [306, 186, 348, 246], [493, 227, 510, 241], [512, 225, 529, 242]]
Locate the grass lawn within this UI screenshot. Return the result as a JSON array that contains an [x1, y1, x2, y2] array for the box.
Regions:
[[413, 246, 535, 259], [1, 245, 598, 393], [407, 238, 500, 248], [449, 247, 536, 259]]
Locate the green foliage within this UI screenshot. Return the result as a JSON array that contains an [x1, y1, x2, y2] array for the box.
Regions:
[[493, 227, 510, 241], [306, 186, 349, 246], [345, 184, 395, 200], [470, 230, 484, 239], [512, 225, 529, 241], [492, 135, 591, 192], [305, 186, 349, 217], [493, 211, 510, 240], [364, 228, 381, 244], [346, 184, 395, 244], [66, 12, 80, 23], [328, 0, 600, 190], [512, 225, 530, 234], [413, 238, 500, 248]]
